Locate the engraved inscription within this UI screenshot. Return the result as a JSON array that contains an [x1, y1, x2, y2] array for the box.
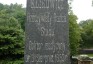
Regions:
[[41, 27, 54, 36], [28, 14, 50, 22], [25, 55, 30, 62], [28, 40, 66, 52], [54, 16, 66, 22], [25, 54, 68, 63], [29, 41, 43, 50], [29, 54, 54, 62], [30, 0, 64, 9], [45, 42, 65, 52], [28, 14, 66, 22], [30, 0, 49, 8]]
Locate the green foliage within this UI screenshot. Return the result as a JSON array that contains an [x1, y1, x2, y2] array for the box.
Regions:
[[0, 3, 24, 63], [0, 3, 26, 30], [79, 19, 93, 48], [8, 4, 26, 30], [0, 58, 23, 64], [0, 3, 4, 10], [69, 12, 81, 55]]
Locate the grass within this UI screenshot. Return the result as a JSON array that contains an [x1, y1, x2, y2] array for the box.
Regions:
[[87, 54, 93, 57]]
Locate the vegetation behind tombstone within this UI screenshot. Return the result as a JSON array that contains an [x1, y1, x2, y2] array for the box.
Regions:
[[0, 3, 25, 64], [69, 12, 81, 55], [68, 0, 81, 56], [79, 19, 93, 48]]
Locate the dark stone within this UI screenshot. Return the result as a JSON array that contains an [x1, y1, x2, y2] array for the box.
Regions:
[[25, 0, 70, 64], [79, 49, 93, 54]]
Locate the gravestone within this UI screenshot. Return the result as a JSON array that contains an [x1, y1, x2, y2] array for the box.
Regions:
[[25, 0, 70, 64]]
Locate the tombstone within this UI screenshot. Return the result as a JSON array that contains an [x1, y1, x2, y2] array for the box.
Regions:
[[25, 0, 70, 64]]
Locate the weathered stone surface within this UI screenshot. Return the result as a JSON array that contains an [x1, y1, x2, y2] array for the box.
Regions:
[[25, 0, 70, 64]]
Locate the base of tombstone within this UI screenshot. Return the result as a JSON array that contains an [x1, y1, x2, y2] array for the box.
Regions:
[[78, 60, 91, 64]]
